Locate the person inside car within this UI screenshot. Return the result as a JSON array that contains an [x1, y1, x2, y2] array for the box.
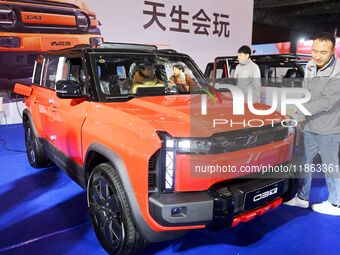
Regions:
[[169, 63, 197, 92], [130, 61, 165, 94]]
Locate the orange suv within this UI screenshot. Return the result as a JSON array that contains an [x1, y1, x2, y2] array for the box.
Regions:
[[0, 0, 102, 79], [14, 43, 298, 255]]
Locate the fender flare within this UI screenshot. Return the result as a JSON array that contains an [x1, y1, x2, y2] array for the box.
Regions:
[[22, 108, 45, 138], [22, 109, 38, 136], [84, 143, 185, 242]]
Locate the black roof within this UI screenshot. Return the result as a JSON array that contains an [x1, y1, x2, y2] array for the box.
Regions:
[[42, 42, 185, 57], [215, 53, 310, 61], [211, 54, 310, 67]]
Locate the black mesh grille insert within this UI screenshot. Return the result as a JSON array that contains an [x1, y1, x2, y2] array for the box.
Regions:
[[148, 150, 160, 192], [210, 124, 289, 153]]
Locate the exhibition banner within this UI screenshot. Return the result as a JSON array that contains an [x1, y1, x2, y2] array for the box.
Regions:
[[88, 0, 254, 69]]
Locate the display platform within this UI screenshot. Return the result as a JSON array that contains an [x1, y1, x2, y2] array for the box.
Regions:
[[0, 124, 339, 255]]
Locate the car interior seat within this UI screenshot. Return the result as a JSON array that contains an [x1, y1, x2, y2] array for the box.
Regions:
[[98, 65, 121, 95]]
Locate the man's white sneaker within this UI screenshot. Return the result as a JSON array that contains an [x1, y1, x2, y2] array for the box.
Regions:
[[311, 201, 340, 216], [284, 195, 309, 208]]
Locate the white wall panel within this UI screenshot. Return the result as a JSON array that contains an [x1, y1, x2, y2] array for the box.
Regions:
[[88, 0, 254, 69]]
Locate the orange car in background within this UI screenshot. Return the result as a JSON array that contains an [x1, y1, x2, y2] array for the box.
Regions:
[[0, 0, 102, 79]]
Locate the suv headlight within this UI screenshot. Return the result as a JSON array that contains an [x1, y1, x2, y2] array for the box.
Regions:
[[0, 5, 17, 28], [157, 132, 214, 193], [157, 132, 179, 192], [76, 12, 89, 31], [177, 139, 213, 154], [160, 133, 176, 192]]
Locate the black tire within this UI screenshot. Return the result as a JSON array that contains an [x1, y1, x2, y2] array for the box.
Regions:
[[87, 163, 148, 255], [24, 120, 50, 168]]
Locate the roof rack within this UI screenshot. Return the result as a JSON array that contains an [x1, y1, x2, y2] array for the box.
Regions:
[[95, 42, 158, 51]]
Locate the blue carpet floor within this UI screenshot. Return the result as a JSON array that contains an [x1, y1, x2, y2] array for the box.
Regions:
[[0, 124, 339, 255]]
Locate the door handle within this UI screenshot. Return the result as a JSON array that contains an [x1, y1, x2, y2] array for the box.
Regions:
[[48, 98, 55, 104]]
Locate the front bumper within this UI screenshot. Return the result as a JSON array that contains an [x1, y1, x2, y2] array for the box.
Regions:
[[149, 172, 297, 229]]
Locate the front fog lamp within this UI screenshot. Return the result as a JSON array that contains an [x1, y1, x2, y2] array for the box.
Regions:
[[0, 36, 20, 47], [0, 5, 17, 28], [77, 13, 89, 31]]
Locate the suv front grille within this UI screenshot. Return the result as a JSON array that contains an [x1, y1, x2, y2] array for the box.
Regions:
[[212, 125, 288, 151], [0, 2, 99, 34], [210, 124, 289, 154], [177, 124, 290, 155]]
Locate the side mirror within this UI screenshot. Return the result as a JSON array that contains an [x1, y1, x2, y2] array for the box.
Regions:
[[14, 83, 32, 97], [56, 80, 86, 99]]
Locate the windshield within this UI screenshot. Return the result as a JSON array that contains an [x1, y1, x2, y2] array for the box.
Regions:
[[92, 53, 210, 99]]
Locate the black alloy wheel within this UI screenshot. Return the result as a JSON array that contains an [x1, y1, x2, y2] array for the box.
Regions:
[[24, 120, 50, 168], [87, 163, 148, 255]]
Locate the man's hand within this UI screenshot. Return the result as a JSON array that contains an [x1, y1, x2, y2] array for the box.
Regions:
[[286, 107, 306, 125]]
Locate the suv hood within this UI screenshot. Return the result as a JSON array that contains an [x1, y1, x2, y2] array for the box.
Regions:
[[108, 94, 285, 138]]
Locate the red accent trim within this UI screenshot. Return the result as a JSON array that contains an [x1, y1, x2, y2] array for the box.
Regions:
[[231, 198, 282, 227], [223, 63, 228, 78], [209, 86, 223, 105]]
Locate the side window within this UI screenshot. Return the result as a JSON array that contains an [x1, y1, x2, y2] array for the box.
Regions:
[[42, 56, 60, 89], [98, 62, 129, 96], [63, 58, 86, 93], [216, 69, 223, 79], [68, 59, 85, 83], [116, 66, 126, 79]]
